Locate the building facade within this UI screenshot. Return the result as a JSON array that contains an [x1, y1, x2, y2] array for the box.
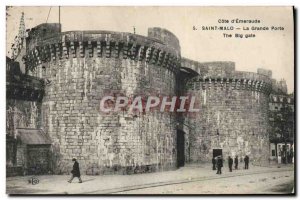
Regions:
[[269, 92, 294, 164]]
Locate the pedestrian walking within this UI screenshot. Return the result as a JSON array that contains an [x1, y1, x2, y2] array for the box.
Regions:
[[216, 156, 223, 175], [212, 157, 216, 170], [228, 156, 233, 172], [244, 155, 249, 169], [68, 158, 83, 183], [234, 156, 238, 170]]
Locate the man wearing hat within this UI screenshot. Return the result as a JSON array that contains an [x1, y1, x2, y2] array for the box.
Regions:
[[68, 158, 82, 183]]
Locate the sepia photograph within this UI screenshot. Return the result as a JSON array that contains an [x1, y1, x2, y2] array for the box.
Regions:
[[5, 6, 295, 195]]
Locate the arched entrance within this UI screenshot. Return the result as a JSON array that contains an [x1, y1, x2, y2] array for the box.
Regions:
[[177, 129, 185, 167]]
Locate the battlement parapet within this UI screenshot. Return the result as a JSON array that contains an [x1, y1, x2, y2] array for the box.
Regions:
[[26, 23, 61, 50], [182, 58, 272, 83], [182, 58, 273, 94], [257, 68, 272, 78], [25, 24, 181, 73], [148, 27, 180, 55], [181, 58, 235, 76], [197, 61, 236, 77], [233, 71, 272, 84], [186, 76, 272, 94]]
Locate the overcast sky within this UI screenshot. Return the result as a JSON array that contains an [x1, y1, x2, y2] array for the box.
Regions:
[[6, 6, 294, 93]]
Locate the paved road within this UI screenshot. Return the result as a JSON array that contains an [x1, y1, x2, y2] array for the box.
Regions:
[[114, 170, 294, 194], [7, 164, 294, 195]]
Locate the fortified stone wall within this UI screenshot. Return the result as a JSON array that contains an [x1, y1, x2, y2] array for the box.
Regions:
[[25, 24, 181, 174], [183, 58, 272, 165], [17, 22, 286, 174]]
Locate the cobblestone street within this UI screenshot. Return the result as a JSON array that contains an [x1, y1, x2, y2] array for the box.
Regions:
[[7, 164, 294, 195]]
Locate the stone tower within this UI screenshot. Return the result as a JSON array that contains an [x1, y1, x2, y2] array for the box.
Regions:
[[25, 23, 181, 174], [182, 59, 272, 165]]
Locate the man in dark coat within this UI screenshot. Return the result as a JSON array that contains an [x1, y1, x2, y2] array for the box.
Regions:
[[234, 156, 239, 170], [244, 155, 249, 169], [212, 157, 216, 170], [228, 156, 233, 172], [216, 156, 223, 175], [68, 158, 82, 183]]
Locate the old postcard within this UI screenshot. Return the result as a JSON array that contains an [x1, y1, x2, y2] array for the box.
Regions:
[[6, 6, 295, 195]]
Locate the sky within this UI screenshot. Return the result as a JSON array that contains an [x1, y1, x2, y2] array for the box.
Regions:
[[6, 6, 294, 93]]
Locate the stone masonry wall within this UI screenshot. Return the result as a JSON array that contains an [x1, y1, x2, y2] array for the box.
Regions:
[[26, 25, 181, 174], [184, 60, 272, 165]]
